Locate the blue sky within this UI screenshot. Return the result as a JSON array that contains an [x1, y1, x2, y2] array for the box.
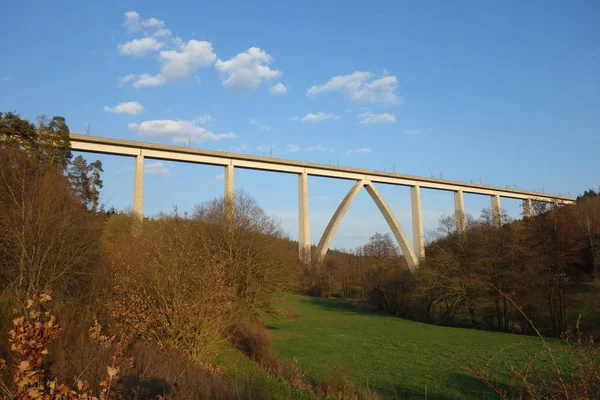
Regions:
[[1, 1, 599, 250]]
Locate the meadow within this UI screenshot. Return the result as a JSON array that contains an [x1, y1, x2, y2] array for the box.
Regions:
[[268, 294, 562, 399]]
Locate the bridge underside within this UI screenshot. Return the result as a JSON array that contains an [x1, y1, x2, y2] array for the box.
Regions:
[[70, 134, 575, 271]]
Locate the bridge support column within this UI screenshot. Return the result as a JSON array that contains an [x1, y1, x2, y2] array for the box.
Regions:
[[454, 189, 466, 233], [133, 152, 144, 219], [492, 194, 502, 227], [411, 184, 425, 259], [224, 162, 235, 224], [224, 162, 234, 203], [365, 182, 419, 271], [298, 171, 311, 264], [316, 180, 364, 265], [523, 199, 532, 219]]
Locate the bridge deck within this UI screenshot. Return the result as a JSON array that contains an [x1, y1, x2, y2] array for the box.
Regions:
[[69, 134, 574, 204]]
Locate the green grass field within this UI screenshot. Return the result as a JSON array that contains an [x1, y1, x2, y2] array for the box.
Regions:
[[267, 294, 560, 399]]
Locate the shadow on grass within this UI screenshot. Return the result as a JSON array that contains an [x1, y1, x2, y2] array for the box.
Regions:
[[298, 296, 386, 316]]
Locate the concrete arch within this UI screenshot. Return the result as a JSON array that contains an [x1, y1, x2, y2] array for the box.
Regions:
[[364, 182, 419, 271], [316, 180, 365, 265], [315, 180, 419, 271]]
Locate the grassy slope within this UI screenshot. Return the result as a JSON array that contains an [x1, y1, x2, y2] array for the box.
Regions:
[[268, 294, 560, 399]]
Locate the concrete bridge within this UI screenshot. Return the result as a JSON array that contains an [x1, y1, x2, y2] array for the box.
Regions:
[[70, 134, 575, 271]]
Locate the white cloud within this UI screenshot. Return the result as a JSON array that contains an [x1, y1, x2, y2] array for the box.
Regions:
[[250, 119, 271, 131], [358, 112, 396, 125], [123, 11, 165, 33], [307, 71, 401, 105], [295, 112, 341, 122], [119, 73, 137, 86], [103, 101, 144, 115], [215, 47, 282, 95], [306, 144, 326, 152], [142, 17, 164, 29], [348, 147, 372, 155], [405, 128, 432, 135], [119, 37, 164, 56], [133, 73, 166, 88], [144, 161, 170, 175], [215, 174, 224, 181], [230, 144, 248, 153], [128, 117, 237, 144], [153, 28, 172, 38], [286, 144, 300, 152], [159, 40, 216, 80], [269, 82, 287, 95]]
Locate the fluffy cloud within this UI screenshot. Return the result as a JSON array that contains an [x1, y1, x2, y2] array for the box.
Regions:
[[119, 74, 137, 86], [123, 11, 165, 33], [103, 101, 144, 115], [249, 119, 271, 131], [128, 117, 236, 144], [119, 37, 164, 56], [286, 144, 300, 152], [348, 147, 372, 155], [269, 82, 287, 95], [307, 71, 401, 105], [133, 73, 166, 88], [293, 112, 341, 122], [358, 112, 396, 124], [159, 40, 216, 80], [144, 161, 170, 175], [405, 128, 432, 135], [215, 47, 282, 95]]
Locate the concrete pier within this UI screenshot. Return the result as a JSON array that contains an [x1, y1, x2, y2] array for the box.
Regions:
[[298, 171, 311, 264], [454, 189, 466, 233], [133, 153, 144, 219], [411, 184, 425, 259]]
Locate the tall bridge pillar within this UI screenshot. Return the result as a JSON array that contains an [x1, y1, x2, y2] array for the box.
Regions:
[[224, 162, 234, 203], [492, 194, 502, 227], [298, 171, 311, 264], [454, 189, 466, 233], [411, 184, 425, 259], [523, 198, 532, 218], [133, 152, 144, 219]]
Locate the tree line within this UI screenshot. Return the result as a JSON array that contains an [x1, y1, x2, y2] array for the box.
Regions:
[[300, 193, 600, 338]]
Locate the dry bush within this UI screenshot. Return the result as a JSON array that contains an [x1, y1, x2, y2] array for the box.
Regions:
[[105, 213, 236, 359], [193, 191, 296, 312], [119, 343, 239, 400], [0, 291, 129, 400], [224, 318, 279, 372], [0, 292, 250, 400], [0, 148, 101, 298]]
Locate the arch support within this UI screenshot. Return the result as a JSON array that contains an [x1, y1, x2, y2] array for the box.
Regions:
[[316, 180, 365, 265], [315, 180, 419, 271], [364, 182, 419, 271]]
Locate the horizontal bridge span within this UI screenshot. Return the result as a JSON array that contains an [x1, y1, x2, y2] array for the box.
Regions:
[[69, 134, 575, 204]]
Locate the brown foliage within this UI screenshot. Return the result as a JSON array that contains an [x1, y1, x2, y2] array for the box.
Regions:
[[0, 291, 127, 400], [105, 213, 236, 358], [0, 148, 101, 298], [193, 191, 296, 312]]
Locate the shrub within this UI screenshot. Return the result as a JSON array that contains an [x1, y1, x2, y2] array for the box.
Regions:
[[193, 191, 296, 312], [105, 213, 236, 359], [0, 147, 101, 298]]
